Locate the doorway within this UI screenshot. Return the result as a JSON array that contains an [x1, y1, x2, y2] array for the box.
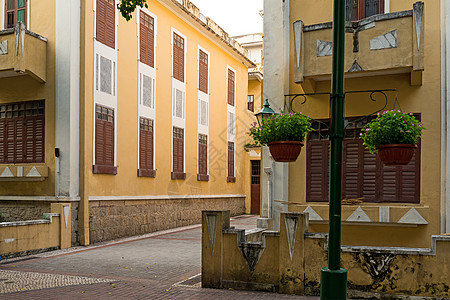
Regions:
[[250, 160, 261, 215]]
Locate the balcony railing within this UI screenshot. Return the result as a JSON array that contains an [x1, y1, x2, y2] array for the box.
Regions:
[[293, 2, 424, 92], [0, 22, 47, 83]]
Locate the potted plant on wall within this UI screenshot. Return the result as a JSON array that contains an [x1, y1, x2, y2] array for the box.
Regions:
[[360, 110, 425, 166], [249, 112, 313, 162]]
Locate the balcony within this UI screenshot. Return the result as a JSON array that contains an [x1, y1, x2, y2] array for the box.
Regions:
[[0, 22, 47, 83], [293, 2, 424, 92]]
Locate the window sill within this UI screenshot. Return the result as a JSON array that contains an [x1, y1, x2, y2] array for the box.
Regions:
[[227, 176, 236, 183], [138, 169, 156, 177], [171, 172, 186, 180], [197, 174, 209, 181], [0, 165, 49, 181], [93, 165, 117, 175]]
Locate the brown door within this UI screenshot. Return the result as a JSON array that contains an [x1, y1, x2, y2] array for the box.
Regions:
[[250, 160, 261, 215]]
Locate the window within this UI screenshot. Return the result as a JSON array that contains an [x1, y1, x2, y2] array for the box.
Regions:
[[140, 11, 155, 68], [96, 0, 115, 49], [199, 50, 208, 93], [93, 104, 116, 174], [346, 0, 384, 21], [306, 116, 420, 203], [5, 0, 27, 29], [227, 141, 235, 182], [172, 127, 185, 179], [173, 33, 184, 82], [138, 117, 155, 177], [0, 100, 44, 163], [198, 134, 208, 181], [248, 95, 254, 112], [227, 69, 235, 106]]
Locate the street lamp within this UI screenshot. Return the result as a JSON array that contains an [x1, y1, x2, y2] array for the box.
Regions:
[[255, 99, 277, 125]]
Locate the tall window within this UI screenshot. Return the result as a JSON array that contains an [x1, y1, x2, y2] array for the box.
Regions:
[[138, 117, 155, 177], [140, 12, 155, 68], [94, 104, 116, 174], [306, 116, 420, 203], [0, 100, 44, 163], [96, 0, 115, 49], [199, 50, 208, 93], [172, 127, 185, 179], [173, 33, 185, 82], [227, 69, 235, 106], [198, 134, 208, 181], [346, 0, 384, 21], [247, 95, 254, 112], [227, 141, 235, 182], [5, 0, 27, 29]]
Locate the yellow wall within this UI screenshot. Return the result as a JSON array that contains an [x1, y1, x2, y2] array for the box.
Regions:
[[287, 0, 442, 247], [0, 0, 56, 196]]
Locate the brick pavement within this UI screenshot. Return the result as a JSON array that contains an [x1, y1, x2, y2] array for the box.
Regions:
[[0, 215, 319, 299]]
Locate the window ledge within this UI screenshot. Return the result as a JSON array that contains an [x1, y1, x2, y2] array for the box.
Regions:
[[93, 165, 117, 175], [0, 165, 48, 181], [197, 174, 209, 181], [227, 176, 236, 183], [138, 169, 156, 177], [171, 172, 186, 180]]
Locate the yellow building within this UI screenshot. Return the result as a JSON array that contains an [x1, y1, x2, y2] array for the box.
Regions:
[[0, 0, 255, 247], [262, 0, 449, 248]]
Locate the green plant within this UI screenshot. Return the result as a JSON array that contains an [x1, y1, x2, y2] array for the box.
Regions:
[[360, 110, 425, 154], [249, 112, 313, 146], [117, 0, 148, 21]]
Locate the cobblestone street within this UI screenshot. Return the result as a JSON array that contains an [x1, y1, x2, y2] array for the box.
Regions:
[[0, 215, 319, 299]]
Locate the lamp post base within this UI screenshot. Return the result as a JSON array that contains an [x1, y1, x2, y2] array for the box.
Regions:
[[320, 267, 347, 300]]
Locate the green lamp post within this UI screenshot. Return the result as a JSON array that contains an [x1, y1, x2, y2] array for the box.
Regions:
[[255, 99, 277, 125], [320, 0, 348, 299]]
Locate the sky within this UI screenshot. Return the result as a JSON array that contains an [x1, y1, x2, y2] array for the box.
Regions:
[[189, 0, 263, 37]]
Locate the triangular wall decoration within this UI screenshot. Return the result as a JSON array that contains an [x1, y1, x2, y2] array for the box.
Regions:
[[304, 206, 323, 221], [0, 167, 14, 177], [294, 20, 303, 68], [316, 40, 332, 57], [239, 242, 265, 274], [348, 61, 364, 72], [346, 206, 371, 222], [414, 2, 424, 49], [206, 213, 218, 255], [370, 30, 397, 50], [398, 208, 428, 224], [63, 205, 70, 228], [26, 166, 41, 177], [285, 215, 298, 261]]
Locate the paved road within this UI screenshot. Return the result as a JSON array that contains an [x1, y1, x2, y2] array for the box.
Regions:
[[0, 215, 319, 299]]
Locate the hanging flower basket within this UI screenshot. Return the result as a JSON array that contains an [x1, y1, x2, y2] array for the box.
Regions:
[[376, 144, 417, 166], [268, 141, 304, 162]]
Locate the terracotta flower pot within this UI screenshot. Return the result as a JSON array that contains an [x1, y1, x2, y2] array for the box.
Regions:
[[376, 144, 417, 166], [268, 141, 304, 162]]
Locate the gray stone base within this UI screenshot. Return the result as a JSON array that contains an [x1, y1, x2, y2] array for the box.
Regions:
[[257, 217, 273, 229], [0, 201, 50, 222]]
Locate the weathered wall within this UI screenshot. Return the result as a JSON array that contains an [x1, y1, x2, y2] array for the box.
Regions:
[[202, 210, 450, 298], [89, 197, 244, 244]]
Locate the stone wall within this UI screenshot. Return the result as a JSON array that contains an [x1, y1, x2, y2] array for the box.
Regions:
[[0, 201, 50, 222], [89, 196, 245, 244]]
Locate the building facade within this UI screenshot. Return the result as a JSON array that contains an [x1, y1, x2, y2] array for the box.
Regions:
[[0, 0, 255, 247], [263, 0, 449, 248]]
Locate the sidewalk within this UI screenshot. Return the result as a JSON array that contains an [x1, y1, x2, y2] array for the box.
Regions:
[[0, 215, 319, 299]]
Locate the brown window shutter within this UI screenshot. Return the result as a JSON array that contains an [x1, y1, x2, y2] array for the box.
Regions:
[[95, 104, 114, 169], [0, 119, 5, 163], [228, 142, 234, 178], [173, 127, 184, 173], [346, 0, 384, 21], [306, 140, 330, 202], [361, 147, 377, 202], [95, 116, 105, 166], [342, 140, 362, 200], [199, 50, 208, 93], [104, 119, 114, 166], [198, 134, 207, 175], [97, 0, 115, 49], [6, 119, 15, 163], [227, 69, 235, 106], [96, 0, 106, 45], [139, 117, 154, 171], [173, 33, 184, 82], [140, 12, 154, 68]]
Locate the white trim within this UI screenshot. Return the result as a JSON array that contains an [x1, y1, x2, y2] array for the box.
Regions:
[[226, 65, 236, 143], [0, 196, 80, 202], [89, 194, 247, 201], [384, 0, 390, 14]]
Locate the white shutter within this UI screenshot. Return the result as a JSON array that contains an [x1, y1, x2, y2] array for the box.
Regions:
[[173, 89, 184, 119], [100, 55, 112, 95], [142, 74, 153, 108], [198, 99, 208, 126], [228, 111, 235, 135]]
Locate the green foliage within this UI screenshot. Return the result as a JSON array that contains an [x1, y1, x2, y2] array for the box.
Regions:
[[249, 112, 313, 146], [117, 0, 148, 21], [360, 110, 425, 154]]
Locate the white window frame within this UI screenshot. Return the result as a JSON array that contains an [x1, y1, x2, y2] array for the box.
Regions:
[[1, 0, 30, 30], [227, 65, 236, 143]]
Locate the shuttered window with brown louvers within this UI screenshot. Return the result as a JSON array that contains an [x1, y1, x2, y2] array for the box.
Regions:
[[227, 69, 235, 106], [140, 12, 154, 68], [248, 95, 254, 112], [346, 0, 384, 21], [227, 141, 236, 182], [5, 0, 27, 29], [172, 127, 185, 179], [0, 100, 44, 164], [197, 134, 208, 181], [306, 116, 420, 203], [93, 104, 116, 174], [138, 117, 155, 177], [199, 50, 208, 93], [173, 33, 184, 82], [96, 0, 115, 49]]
